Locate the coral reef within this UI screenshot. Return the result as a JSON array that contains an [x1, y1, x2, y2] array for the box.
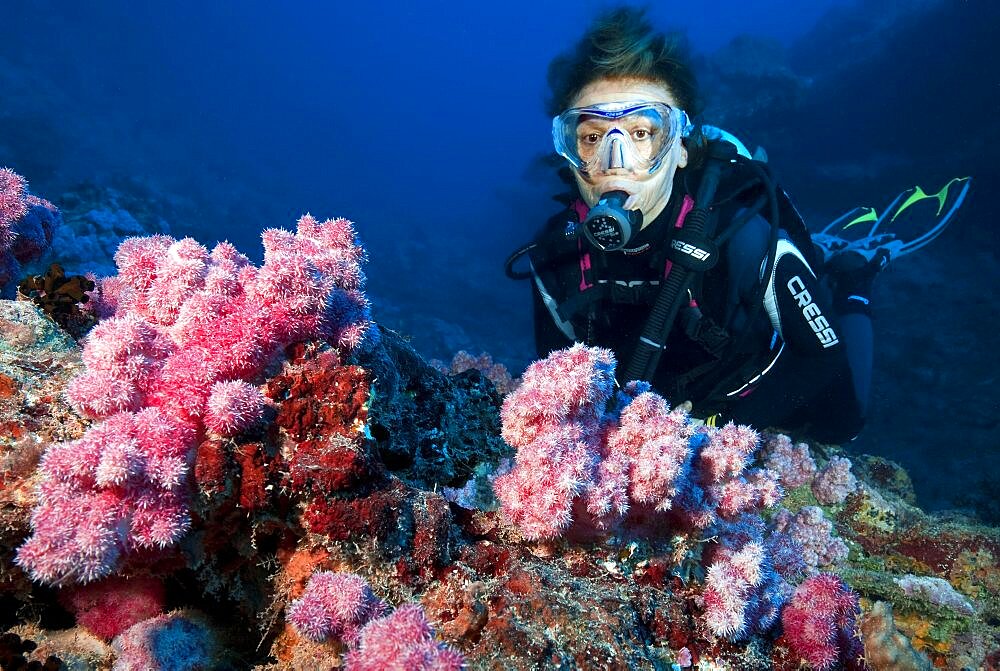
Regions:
[[430, 350, 517, 396], [0, 208, 998, 670], [361, 328, 510, 491]]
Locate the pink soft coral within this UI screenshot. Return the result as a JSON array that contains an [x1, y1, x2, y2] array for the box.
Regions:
[[203, 380, 269, 436], [701, 541, 766, 638], [499, 343, 615, 448], [18, 216, 373, 584], [345, 604, 465, 671], [17, 408, 195, 583], [287, 571, 388, 644], [493, 344, 616, 539], [288, 571, 465, 670], [494, 346, 781, 540], [0, 167, 29, 247]]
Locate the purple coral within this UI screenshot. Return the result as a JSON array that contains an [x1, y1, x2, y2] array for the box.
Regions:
[[18, 216, 373, 584], [772, 506, 849, 575], [761, 433, 817, 488], [812, 456, 859, 505]]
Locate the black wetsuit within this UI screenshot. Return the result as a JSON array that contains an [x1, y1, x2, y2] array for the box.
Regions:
[[528, 164, 870, 443]]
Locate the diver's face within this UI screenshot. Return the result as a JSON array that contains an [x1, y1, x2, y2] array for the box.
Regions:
[[569, 78, 689, 227]]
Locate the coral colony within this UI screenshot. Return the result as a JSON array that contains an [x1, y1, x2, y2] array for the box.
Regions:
[[1, 167, 998, 670], [16, 211, 373, 586], [0, 168, 58, 296]]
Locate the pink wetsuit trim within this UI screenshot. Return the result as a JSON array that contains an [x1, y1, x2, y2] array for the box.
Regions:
[[662, 194, 696, 278], [579, 238, 593, 291], [573, 200, 594, 291]]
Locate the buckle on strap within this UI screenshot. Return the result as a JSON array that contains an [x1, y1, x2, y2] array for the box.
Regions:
[[680, 305, 730, 358], [555, 284, 611, 322]]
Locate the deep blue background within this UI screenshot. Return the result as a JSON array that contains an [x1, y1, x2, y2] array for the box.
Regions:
[[0, 0, 850, 363]]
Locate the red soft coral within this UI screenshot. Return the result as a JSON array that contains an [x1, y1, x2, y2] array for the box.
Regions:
[[782, 573, 863, 670], [61, 576, 166, 640]]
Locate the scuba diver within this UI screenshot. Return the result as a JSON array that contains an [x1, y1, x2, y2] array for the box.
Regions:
[[505, 8, 970, 444]]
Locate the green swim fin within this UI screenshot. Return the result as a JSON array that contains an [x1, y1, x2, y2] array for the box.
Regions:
[[813, 176, 972, 264]]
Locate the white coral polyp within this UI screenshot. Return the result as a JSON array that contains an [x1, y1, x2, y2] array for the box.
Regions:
[[203, 380, 268, 436]]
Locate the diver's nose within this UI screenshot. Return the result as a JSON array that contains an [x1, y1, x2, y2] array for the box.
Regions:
[[603, 130, 631, 172]]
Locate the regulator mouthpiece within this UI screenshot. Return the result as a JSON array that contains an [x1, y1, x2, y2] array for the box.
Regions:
[[582, 191, 643, 251]]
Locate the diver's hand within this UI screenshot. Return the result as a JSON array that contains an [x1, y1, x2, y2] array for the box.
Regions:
[[825, 249, 889, 301]]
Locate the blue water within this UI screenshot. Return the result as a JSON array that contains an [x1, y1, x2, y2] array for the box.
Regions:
[[2, 0, 997, 514]]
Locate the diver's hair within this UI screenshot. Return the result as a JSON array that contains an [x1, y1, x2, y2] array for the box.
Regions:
[[546, 7, 703, 119]]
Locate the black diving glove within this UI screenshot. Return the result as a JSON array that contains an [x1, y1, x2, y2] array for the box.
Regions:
[[824, 248, 890, 315]]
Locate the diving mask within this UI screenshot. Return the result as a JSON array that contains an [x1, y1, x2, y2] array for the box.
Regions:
[[552, 101, 693, 175]]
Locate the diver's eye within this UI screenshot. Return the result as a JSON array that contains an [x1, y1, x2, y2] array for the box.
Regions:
[[581, 132, 602, 145], [633, 128, 651, 140]]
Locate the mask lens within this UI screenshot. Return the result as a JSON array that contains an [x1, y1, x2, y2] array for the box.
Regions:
[[623, 109, 665, 162], [553, 102, 688, 174], [574, 117, 612, 165]]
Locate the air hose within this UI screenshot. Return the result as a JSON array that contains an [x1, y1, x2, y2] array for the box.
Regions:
[[624, 141, 739, 383]]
